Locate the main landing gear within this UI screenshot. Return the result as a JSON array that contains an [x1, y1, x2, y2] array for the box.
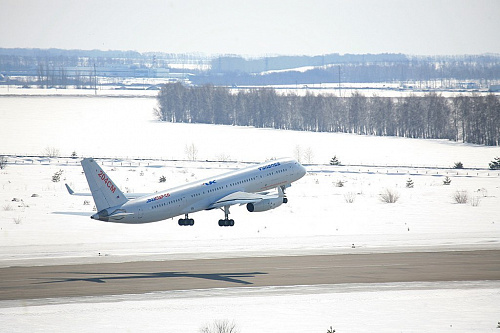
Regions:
[[218, 219, 234, 227], [178, 214, 194, 226], [218, 205, 235, 227], [178, 208, 234, 227]]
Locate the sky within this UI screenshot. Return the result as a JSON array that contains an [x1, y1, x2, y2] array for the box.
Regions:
[[1, 0, 499, 56]]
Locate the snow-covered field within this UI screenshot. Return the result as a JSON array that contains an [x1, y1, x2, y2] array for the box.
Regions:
[[1, 94, 499, 332], [3, 84, 498, 100], [1, 93, 499, 168], [3, 282, 500, 333], [1, 157, 499, 266]]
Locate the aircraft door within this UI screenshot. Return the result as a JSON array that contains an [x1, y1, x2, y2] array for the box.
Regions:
[[138, 208, 144, 219]]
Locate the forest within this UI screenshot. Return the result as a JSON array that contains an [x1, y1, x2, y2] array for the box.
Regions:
[[155, 83, 500, 146], [195, 56, 500, 86]]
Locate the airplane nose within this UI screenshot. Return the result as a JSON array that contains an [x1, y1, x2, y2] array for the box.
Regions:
[[300, 164, 307, 177], [296, 163, 307, 178]]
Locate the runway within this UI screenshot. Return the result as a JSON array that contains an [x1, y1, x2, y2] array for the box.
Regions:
[[1, 250, 499, 301]]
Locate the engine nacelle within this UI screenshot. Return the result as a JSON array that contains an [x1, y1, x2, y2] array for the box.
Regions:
[[247, 197, 285, 212]]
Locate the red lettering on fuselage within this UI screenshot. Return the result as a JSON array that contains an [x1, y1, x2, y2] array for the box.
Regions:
[[146, 193, 170, 203]]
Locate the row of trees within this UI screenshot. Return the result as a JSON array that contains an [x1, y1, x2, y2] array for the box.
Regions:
[[3, 49, 500, 87], [156, 83, 500, 146], [35, 63, 97, 89], [211, 54, 500, 73], [210, 53, 408, 73], [195, 60, 500, 86], [197, 54, 500, 86]]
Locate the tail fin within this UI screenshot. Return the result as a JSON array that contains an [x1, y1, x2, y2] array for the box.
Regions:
[[81, 158, 128, 211]]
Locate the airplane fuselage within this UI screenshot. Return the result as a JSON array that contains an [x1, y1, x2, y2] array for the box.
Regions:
[[91, 158, 306, 224]]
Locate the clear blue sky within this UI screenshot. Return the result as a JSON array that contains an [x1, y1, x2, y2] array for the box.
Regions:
[[1, 0, 499, 56]]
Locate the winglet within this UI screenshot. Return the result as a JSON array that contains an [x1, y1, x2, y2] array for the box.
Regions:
[[65, 183, 75, 195]]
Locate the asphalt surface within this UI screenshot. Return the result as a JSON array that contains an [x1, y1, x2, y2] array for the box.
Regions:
[[1, 250, 499, 301]]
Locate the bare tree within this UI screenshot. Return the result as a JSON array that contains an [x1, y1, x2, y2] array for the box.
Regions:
[[185, 143, 198, 161], [200, 320, 239, 333], [303, 147, 314, 164], [43, 146, 60, 158], [294, 145, 302, 163]]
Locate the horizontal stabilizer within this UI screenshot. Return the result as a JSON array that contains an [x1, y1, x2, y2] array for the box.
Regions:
[[65, 183, 148, 199], [65, 184, 92, 196], [65, 183, 74, 195]]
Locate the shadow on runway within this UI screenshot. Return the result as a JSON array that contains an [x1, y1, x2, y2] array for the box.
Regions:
[[34, 271, 267, 285]]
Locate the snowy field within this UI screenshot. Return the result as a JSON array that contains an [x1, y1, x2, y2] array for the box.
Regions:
[[2, 84, 498, 100], [1, 93, 499, 168], [2, 282, 500, 333], [1, 94, 499, 331], [1, 157, 499, 266]]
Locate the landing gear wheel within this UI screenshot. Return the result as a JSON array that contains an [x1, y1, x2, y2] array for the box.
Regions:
[[218, 206, 235, 226], [218, 219, 235, 227], [178, 216, 194, 226]]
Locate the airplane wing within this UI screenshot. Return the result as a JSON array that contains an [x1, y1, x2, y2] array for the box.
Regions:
[[203, 186, 288, 210], [208, 191, 277, 210], [64, 184, 149, 200]]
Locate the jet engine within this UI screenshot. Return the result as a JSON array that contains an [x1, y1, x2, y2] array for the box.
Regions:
[[246, 197, 285, 212]]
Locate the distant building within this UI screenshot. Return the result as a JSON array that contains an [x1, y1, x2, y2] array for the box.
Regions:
[[489, 85, 500, 92], [458, 82, 479, 89]]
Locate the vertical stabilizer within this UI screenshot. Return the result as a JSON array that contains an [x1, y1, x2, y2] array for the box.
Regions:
[[81, 158, 128, 211]]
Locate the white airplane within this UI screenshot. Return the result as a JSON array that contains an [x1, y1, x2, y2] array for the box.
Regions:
[[75, 157, 306, 226]]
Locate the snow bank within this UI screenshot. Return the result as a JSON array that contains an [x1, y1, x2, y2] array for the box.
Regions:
[[1, 281, 499, 333]]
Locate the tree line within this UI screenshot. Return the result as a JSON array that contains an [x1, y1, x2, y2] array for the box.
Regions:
[[197, 54, 500, 86], [194, 58, 500, 86], [156, 83, 500, 146], [3, 49, 500, 87], [210, 53, 408, 73]]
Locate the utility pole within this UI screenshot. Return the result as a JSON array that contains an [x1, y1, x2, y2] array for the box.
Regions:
[[338, 66, 342, 97], [93, 63, 97, 95]]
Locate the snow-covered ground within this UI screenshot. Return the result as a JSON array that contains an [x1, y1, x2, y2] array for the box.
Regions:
[[1, 95, 499, 331], [2, 282, 500, 333], [3, 84, 498, 99], [1, 157, 499, 267], [1, 94, 499, 168], [0, 86, 161, 97]]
